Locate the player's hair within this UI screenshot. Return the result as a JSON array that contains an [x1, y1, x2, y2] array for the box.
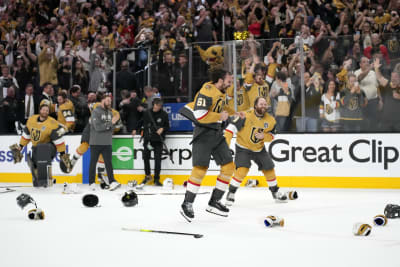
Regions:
[[254, 63, 266, 74], [254, 96, 266, 109], [209, 68, 230, 84], [96, 92, 105, 102]]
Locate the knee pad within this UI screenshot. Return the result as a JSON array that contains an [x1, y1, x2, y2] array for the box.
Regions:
[[262, 169, 276, 182], [219, 162, 235, 182], [189, 166, 208, 185], [77, 142, 89, 155], [233, 167, 249, 182]]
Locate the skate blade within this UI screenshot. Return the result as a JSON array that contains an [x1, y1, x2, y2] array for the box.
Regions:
[[205, 206, 228, 217], [179, 210, 193, 223], [225, 200, 234, 207]]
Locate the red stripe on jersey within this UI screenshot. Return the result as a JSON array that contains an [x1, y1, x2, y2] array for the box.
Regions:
[[225, 129, 233, 134], [232, 177, 241, 183], [22, 136, 30, 141], [217, 178, 229, 184], [55, 142, 65, 147], [197, 111, 209, 120], [188, 180, 201, 187]]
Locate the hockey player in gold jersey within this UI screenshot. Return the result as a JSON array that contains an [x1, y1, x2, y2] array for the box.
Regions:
[[224, 97, 297, 206], [244, 63, 271, 111], [226, 80, 250, 113], [9, 104, 72, 186], [179, 68, 235, 222], [57, 91, 75, 132]]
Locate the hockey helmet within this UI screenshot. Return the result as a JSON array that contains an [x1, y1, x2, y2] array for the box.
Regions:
[[82, 194, 99, 207], [121, 190, 138, 207], [384, 204, 400, 218]]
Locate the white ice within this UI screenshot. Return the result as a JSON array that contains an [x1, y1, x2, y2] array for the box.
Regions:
[[1, 184, 399, 267]]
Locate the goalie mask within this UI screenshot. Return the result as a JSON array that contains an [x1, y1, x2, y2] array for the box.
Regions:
[[384, 204, 400, 218], [121, 190, 138, 207]]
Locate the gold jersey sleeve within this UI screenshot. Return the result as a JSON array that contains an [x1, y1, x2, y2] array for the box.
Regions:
[[236, 110, 276, 152], [58, 99, 75, 131]]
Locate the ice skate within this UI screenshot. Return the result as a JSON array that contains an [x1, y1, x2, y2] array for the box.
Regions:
[[180, 201, 194, 222], [225, 192, 235, 206], [206, 200, 229, 217]]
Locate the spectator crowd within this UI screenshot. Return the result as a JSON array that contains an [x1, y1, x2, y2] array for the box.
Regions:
[[0, 0, 399, 134]]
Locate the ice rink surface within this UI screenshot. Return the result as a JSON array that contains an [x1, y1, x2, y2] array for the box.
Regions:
[[1, 183, 399, 267]]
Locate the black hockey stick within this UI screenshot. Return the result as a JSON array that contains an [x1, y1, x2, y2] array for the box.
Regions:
[[121, 227, 204, 238], [135, 191, 210, 196], [0, 188, 16, 194]]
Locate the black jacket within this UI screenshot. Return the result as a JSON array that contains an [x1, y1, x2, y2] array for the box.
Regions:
[[122, 97, 143, 132], [141, 108, 170, 142]]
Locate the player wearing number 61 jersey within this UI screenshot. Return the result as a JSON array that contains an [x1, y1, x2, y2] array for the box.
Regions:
[[224, 97, 298, 206], [179, 68, 235, 222]]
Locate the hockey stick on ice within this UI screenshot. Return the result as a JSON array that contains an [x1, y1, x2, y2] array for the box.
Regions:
[[0, 188, 16, 194], [121, 227, 204, 238], [135, 191, 210, 196]]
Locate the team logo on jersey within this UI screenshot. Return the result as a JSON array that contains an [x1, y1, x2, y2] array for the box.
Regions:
[[250, 127, 263, 144], [212, 98, 225, 113], [258, 86, 268, 97], [157, 118, 162, 123], [31, 128, 41, 142], [237, 94, 244, 105], [348, 97, 358, 111], [264, 122, 269, 128]]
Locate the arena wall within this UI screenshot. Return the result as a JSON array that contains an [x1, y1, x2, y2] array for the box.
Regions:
[[1, 134, 399, 188]]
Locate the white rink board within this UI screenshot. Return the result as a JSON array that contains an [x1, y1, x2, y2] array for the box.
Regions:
[[0, 135, 82, 175], [0, 134, 399, 178]]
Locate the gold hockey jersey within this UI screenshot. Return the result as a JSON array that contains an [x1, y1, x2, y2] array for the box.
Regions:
[[226, 84, 250, 113], [57, 99, 75, 131], [244, 72, 271, 108], [180, 82, 227, 128], [225, 109, 276, 152], [20, 115, 67, 152]]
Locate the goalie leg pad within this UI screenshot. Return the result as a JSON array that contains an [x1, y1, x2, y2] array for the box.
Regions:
[[34, 144, 56, 187]]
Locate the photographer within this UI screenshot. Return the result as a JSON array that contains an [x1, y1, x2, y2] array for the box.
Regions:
[[140, 98, 169, 186]]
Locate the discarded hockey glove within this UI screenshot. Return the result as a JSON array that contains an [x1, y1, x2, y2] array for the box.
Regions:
[[9, 143, 23, 163], [287, 191, 298, 200], [60, 153, 72, 173], [27, 209, 45, 220], [16, 193, 36, 210], [264, 215, 284, 227]]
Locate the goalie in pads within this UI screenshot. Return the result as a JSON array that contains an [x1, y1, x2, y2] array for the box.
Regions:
[[9, 104, 72, 187], [224, 97, 298, 206]]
